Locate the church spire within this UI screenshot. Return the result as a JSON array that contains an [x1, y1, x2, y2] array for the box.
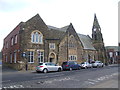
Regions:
[[92, 14, 103, 42], [92, 13, 101, 31]]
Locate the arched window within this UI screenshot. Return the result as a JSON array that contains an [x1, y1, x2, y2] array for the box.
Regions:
[[15, 35, 18, 44], [31, 31, 43, 44], [68, 35, 76, 48]]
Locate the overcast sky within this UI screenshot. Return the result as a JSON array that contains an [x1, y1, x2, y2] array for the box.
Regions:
[[0, 0, 119, 50]]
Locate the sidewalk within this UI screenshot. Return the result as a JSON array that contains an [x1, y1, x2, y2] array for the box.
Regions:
[[2, 65, 35, 74], [108, 64, 118, 67]]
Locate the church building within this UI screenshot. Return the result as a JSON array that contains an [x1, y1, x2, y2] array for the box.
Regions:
[[2, 14, 106, 70]]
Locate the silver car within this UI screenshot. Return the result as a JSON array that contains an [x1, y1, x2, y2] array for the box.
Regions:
[[91, 61, 104, 68], [36, 62, 62, 73], [81, 62, 92, 69]]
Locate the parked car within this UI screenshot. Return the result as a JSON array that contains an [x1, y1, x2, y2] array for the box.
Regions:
[[81, 62, 92, 69], [36, 62, 62, 73], [62, 61, 81, 70], [91, 61, 104, 68]]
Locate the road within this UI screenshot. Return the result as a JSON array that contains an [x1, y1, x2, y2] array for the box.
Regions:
[[2, 65, 119, 88]]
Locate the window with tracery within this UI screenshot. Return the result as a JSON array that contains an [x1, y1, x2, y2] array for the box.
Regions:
[[31, 31, 43, 44]]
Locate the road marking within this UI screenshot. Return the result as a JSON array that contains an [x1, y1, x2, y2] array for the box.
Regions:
[[97, 76, 106, 81], [85, 81, 95, 85], [88, 79, 99, 82], [3, 85, 24, 88], [44, 77, 72, 84], [84, 72, 118, 86], [88, 82, 95, 85]]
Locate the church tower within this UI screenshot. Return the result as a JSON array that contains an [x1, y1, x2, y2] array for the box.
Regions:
[[92, 14, 106, 63]]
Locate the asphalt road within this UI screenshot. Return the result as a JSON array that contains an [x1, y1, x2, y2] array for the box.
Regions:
[[2, 65, 118, 88]]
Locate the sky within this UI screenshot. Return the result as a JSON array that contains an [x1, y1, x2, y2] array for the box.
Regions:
[[0, 0, 119, 50]]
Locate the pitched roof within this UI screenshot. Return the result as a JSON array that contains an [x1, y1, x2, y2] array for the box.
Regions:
[[47, 25, 60, 30], [47, 25, 66, 40], [78, 34, 96, 50], [47, 25, 69, 32], [60, 25, 69, 32], [47, 25, 96, 50], [48, 29, 65, 40], [25, 14, 48, 29]]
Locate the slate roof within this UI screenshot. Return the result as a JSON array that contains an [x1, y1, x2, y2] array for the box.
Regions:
[[60, 25, 69, 32], [47, 25, 66, 40], [47, 25, 60, 30], [47, 25, 69, 32], [78, 34, 96, 50], [47, 25, 96, 50]]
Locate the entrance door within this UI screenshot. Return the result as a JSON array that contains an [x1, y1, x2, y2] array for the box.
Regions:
[[49, 53, 56, 63], [50, 58, 53, 62]]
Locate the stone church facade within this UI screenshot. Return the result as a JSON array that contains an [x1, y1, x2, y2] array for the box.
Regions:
[[2, 14, 106, 70]]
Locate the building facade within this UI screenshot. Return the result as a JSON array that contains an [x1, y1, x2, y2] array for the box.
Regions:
[[2, 14, 106, 70], [106, 46, 119, 64]]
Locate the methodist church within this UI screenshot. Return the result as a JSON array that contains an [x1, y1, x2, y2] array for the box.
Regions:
[[2, 14, 106, 70]]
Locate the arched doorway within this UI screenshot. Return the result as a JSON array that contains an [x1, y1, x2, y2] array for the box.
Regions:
[[49, 52, 56, 63]]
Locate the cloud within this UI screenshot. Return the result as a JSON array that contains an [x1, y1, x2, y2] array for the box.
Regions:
[[0, 0, 29, 12]]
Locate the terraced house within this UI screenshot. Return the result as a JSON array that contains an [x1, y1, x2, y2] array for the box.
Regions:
[[2, 14, 106, 70]]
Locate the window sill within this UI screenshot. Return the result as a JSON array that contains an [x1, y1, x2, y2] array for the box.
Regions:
[[28, 62, 34, 64], [31, 42, 43, 44]]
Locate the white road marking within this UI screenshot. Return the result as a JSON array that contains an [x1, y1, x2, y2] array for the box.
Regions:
[[85, 72, 118, 86], [97, 76, 106, 81], [88, 82, 95, 85], [44, 77, 72, 84], [3, 85, 24, 88], [88, 79, 99, 82]]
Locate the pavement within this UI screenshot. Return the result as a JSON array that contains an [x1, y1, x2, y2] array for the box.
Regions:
[[2, 65, 35, 74]]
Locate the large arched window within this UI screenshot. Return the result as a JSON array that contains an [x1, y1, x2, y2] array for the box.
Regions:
[[68, 35, 76, 48], [31, 31, 43, 44]]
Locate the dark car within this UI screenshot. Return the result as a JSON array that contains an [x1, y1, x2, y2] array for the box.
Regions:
[[62, 61, 81, 70]]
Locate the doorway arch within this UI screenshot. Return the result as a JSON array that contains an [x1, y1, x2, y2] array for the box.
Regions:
[[49, 52, 56, 63]]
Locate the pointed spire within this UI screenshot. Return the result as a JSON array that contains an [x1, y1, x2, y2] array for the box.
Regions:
[[69, 22, 73, 28], [66, 22, 74, 31], [70, 22, 72, 26], [92, 13, 101, 30]]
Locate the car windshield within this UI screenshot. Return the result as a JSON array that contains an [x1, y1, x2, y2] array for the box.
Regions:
[[39, 63, 43, 65], [81, 62, 85, 64], [62, 62, 67, 65], [91, 61, 95, 63]]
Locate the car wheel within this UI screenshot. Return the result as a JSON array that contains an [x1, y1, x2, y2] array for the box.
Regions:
[[36, 71, 40, 73], [70, 68, 72, 71], [85, 66, 87, 69], [97, 65, 99, 68], [58, 68, 61, 72], [43, 68, 48, 73]]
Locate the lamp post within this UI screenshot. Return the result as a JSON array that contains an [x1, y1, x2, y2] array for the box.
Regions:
[[22, 51, 28, 71]]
